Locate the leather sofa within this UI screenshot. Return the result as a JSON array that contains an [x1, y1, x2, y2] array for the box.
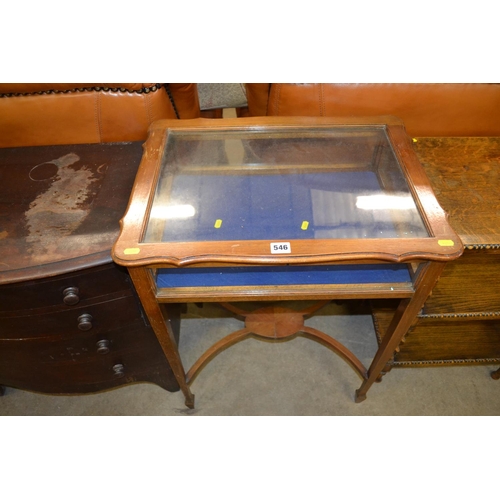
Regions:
[[0, 83, 200, 148], [243, 83, 500, 136]]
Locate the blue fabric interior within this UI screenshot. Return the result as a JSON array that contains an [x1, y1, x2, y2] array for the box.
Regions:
[[162, 171, 387, 242], [156, 264, 412, 288]]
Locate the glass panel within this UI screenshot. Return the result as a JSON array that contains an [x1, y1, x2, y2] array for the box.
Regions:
[[143, 127, 429, 243]]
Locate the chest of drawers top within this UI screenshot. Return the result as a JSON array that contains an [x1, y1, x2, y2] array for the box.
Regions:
[[0, 142, 143, 285], [413, 137, 500, 248]]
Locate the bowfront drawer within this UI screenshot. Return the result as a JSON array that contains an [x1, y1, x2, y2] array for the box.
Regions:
[[0, 264, 132, 313], [0, 318, 179, 394], [0, 295, 143, 340]]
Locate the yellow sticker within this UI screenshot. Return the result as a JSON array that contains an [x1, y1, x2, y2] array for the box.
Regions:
[[124, 247, 141, 255], [438, 240, 455, 247], [301, 221, 309, 230], [412, 138, 418, 143], [214, 219, 223, 228]]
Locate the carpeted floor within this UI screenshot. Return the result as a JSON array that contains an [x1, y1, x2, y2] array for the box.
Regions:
[[2, 301, 499, 416]]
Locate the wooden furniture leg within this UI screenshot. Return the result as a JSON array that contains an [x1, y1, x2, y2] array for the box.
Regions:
[[355, 261, 446, 402], [0, 385, 5, 396], [491, 368, 500, 380], [129, 268, 195, 408]]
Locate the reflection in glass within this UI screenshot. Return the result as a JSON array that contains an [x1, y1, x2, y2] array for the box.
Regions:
[[143, 127, 429, 243]]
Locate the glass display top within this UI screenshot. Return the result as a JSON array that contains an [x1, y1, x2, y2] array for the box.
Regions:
[[143, 127, 428, 244]]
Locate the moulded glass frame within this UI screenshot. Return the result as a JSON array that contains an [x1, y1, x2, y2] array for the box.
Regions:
[[113, 116, 463, 269]]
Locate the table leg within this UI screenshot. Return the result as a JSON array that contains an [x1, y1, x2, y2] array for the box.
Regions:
[[129, 268, 195, 408], [491, 368, 500, 380], [355, 261, 446, 403]]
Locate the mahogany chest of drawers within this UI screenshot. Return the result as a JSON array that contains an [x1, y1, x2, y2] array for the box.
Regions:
[[0, 142, 179, 395]]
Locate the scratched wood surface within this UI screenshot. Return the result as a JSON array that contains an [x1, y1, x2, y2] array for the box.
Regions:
[[0, 142, 181, 395], [413, 137, 500, 246], [0, 142, 143, 284]]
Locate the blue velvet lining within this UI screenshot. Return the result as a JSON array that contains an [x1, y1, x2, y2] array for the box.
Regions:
[[156, 264, 412, 288], [161, 171, 394, 242]]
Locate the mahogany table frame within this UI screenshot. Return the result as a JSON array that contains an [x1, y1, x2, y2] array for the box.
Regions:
[[112, 116, 463, 407]]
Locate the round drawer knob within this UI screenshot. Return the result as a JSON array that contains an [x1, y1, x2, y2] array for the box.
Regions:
[[63, 287, 80, 305], [112, 364, 125, 378], [77, 313, 93, 331], [96, 339, 110, 355]]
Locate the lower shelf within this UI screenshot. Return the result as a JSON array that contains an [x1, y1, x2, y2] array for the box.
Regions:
[[157, 264, 412, 288]]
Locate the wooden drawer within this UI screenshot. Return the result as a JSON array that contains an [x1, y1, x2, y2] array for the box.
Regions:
[[0, 264, 132, 313], [397, 317, 500, 364], [0, 295, 143, 340], [0, 319, 179, 393], [372, 300, 500, 366], [423, 248, 500, 315]]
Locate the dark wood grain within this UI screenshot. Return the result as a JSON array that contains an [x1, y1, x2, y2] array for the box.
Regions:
[[0, 264, 131, 313], [0, 142, 143, 284], [0, 142, 180, 395], [0, 263, 180, 394]]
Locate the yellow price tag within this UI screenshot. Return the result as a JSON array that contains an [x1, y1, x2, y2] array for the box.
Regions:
[[438, 240, 455, 247]]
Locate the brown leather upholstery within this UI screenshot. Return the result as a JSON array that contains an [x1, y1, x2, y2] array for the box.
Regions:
[[245, 83, 271, 117], [244, 83, 500, 136], [167, 83, 200, 119], [0, 83, 200, 147]]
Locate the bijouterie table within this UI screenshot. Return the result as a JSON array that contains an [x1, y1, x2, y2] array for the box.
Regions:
[[112, 116, 463, 407]]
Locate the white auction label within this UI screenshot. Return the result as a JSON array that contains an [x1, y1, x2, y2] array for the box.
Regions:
[[270, 242, 291, 254]]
